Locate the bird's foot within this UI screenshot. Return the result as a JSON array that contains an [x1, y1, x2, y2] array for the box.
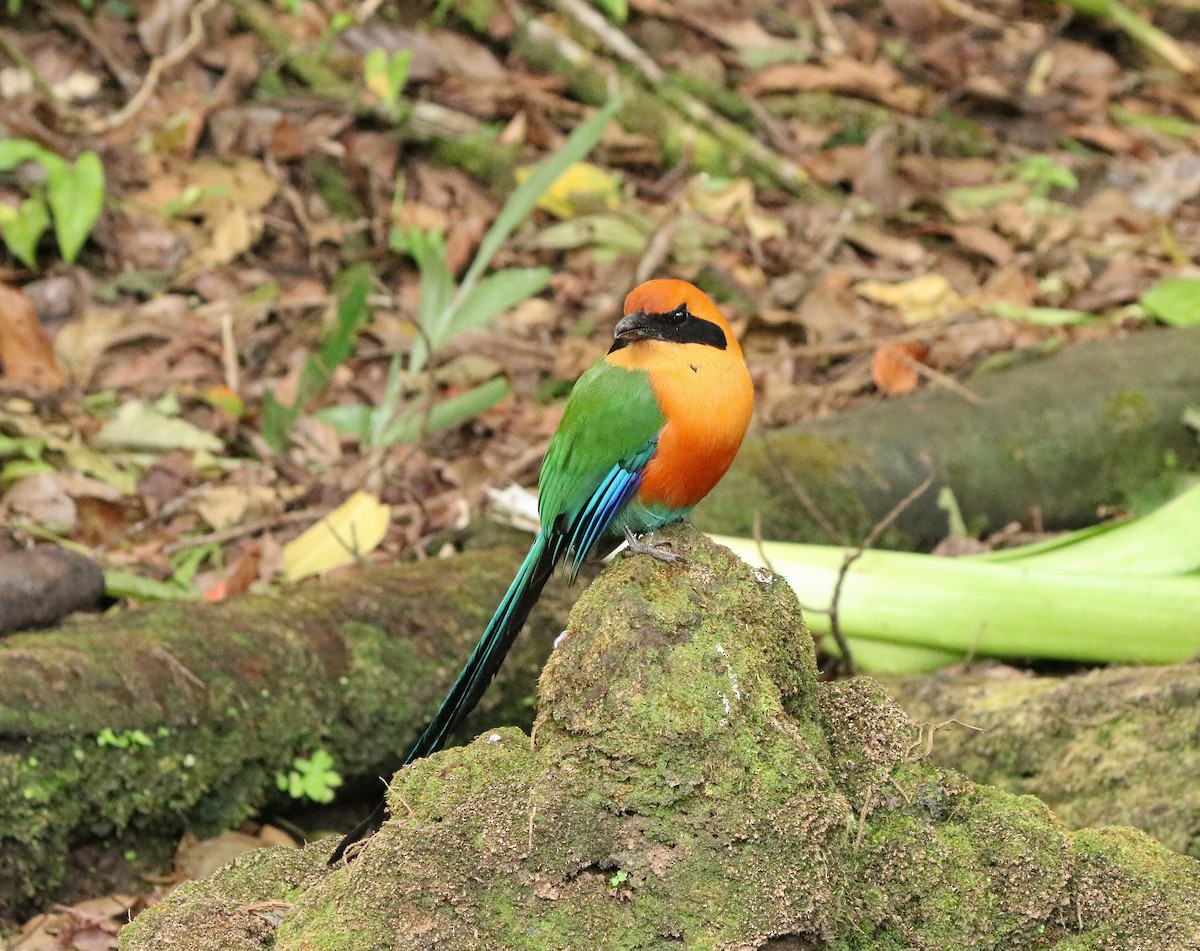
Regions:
[[622, 526, 684, 564]]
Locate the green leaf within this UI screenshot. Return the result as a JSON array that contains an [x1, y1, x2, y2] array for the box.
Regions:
[[447, 267, 551, 339], [531, 213, 650, 252], [105, 570, 196, 602], [1140, 277, 1200, 328], [0, 139, 50, 173], [310, 263, 372, 390], [364, 48, 411, 105], [0, 195, 51, 267], [45, 151, 105, 263], [262, 265, 373, 452], [94, 401, 224, 452], [260, 392, 297, 454], [452, 97, 622, 312], [378, 376, 509, 446], [314, 403, 373, 440], [983, 302, 1099, 326], [592, 0, 627, 21], [404, 228, 455, 373]]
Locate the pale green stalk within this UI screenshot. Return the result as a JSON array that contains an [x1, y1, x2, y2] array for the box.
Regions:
[[711, 536, 1200, 666]]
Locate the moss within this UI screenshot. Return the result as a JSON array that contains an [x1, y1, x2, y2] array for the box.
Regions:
[[121, 529, 1200, 950], [0, 547, 566, 920], [887, 662, 1200, 860]]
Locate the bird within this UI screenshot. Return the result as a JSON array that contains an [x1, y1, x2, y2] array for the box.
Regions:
[[329, 278, 754, 863]]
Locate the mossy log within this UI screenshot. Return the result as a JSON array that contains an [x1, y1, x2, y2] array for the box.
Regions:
[[885, 661, 1200, 861], [0, 536, 573, 920], [121, 528, 1200, 951], [697, 327, 1200, 548]]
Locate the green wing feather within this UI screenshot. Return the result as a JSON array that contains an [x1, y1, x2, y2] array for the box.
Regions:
[[538, 359, 665, 532]]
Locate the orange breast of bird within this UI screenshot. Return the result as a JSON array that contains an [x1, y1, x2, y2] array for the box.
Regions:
[[607, 338, 754, 511]]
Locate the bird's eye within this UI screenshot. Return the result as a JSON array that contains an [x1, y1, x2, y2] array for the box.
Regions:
[[666, 304, 689, 324]]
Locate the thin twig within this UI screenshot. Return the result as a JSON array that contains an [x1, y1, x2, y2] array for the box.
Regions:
[[760, 428, 845, 543], [891, 348, 984, 406], [164, 508, 331, 554], [793, 317, 962, 358], [555, 0, 664, 83], [0, 28, 63, 105], [906, 717, 986, 761], [828, 473, 935, 675], [927, 0, 1007, 30], [81, 0, 221, 134]]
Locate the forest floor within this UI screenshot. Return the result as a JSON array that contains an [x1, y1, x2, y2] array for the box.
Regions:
[[2, 0, 1200, 945]]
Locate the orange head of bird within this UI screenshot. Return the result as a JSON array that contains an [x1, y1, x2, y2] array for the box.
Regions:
[[612, 280, 742, 358]]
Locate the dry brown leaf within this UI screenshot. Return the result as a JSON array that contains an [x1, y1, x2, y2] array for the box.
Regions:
[[945, 225, 1014, 265], [193, 485, 279, 531], [979, 264, 1036, 308], [871, 342, 929, 395], [175, 830, 267, 881], [803, 146, 865, 185], [1067, 123, 1138, 155], [880, 0, 954, 35], [844, 225, 928, 266], [0, 283, 66, 388], [795, 269, 870, 343], [740, 58, 926, 113]]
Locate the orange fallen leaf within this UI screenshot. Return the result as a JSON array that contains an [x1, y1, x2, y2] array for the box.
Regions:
[[871, 342, 930, 396], [201, 579, 228, 602], [0, 282, 66, 388]]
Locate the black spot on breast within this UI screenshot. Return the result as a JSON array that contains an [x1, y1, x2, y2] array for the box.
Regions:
[[690, 364, 698, 373]]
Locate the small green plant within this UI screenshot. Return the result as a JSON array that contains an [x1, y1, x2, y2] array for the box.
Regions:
[[608, 869, 629, 888], [276, 749, 343, 803], [364, 48, 412, 106], [1009, 154, 1078, 199], [97, 727, 154, 749], [261, 263, 373, 452], [314, 97, 622, 451], [0, 140, 105, 267]]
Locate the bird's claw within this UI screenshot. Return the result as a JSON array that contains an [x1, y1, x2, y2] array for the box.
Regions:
[[622, 526, 684, 564]]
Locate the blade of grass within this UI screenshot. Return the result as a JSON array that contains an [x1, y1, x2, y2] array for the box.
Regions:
[[450, 97, 622, 314]]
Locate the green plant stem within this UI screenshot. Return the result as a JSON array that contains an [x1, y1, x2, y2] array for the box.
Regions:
[[1052, 0, 1195, 73], [713, 535, 1200, 665]]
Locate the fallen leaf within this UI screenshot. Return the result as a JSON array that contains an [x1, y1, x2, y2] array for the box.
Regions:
[[944, 225, 1014, 265], [176, 830, 267, 881], [871, 342, 929, 395], [844, 225, 928, 266], [94, 401, 224, 453], [2, 472, 77, 531], [517, 161, 621, 219], [740, 57, 926, 113], [193, 485, 279, 531], [855, 274, 965, 323], [794, 269, 870, 343], [1140, 276, 1200, 327], [282, 491, 390, 582], [0, 283, 65, 388]]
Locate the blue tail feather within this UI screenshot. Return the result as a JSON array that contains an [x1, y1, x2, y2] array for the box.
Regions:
[[402, 533, 554, 764]]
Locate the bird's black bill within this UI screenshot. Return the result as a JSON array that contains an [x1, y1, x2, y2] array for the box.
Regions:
[[610, 303, 727, 352]]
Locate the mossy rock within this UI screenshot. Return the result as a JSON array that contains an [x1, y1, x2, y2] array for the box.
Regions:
[[886, 662, 1200, 861], [120, 527, 1200, 950]]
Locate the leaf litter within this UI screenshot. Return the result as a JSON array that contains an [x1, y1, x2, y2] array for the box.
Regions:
[[2, 0, 1200, 935]]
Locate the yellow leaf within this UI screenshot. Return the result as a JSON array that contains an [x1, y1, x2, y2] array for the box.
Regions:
[[282, 491, 390, 582], [517, 162, 621, 219], [854, 274, 965, 324]]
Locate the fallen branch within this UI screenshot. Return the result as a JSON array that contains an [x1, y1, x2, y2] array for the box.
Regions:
[[0, 537, 570, 918]]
